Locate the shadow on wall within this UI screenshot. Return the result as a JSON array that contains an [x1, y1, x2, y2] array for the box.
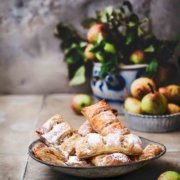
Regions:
[[0, 0, 179, 94]]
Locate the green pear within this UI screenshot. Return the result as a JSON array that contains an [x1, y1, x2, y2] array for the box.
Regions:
[[158, 171, 180, 180], [141, 84, 167, 115], [124, 97, 142, 114]]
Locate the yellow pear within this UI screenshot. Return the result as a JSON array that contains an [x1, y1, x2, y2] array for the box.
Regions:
[[159, 85, 180, 105], [124, 97, 142, 114], [130, 77, 156, 100], [167, 103, 180, 114]]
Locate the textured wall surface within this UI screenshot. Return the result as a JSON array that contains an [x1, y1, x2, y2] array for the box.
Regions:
[[0, 0, 179, 94]]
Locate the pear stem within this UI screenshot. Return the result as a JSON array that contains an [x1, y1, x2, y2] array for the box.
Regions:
[[148, 83, 155, 93]]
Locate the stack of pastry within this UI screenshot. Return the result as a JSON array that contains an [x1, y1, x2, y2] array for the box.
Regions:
[[33, 100, 163, 167]]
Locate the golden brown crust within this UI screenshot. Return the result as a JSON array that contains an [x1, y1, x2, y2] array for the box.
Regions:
[[32, 103, 162, 167], [75, 133, 143, 159], [32, 142, 67, 165], [139, 144, 163, 160], [91, 153, 130, 166], [78, 121, 95, 136], [82, 101, 129, 136], [81, 100, 112, 119], [41, 122, 74, 145], [36, 114, 64, 137], [75, 133, 105, 159], [58, 133, 80, 155]]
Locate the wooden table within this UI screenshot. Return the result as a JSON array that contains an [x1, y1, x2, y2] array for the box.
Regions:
[[0, 94, 179, 180]]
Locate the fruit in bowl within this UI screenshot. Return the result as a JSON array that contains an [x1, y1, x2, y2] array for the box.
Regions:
[[123, 77, 180, 132], [124, 97, 142, 114], [130, 77, 156, 100], [125, 77, 180, 115], [141, 84, 167, 115], [159, 85, 180, 105]]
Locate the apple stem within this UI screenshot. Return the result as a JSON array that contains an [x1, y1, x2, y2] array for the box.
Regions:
[[148, 83, 155, 93]]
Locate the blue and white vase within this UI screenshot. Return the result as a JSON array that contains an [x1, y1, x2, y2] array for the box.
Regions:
[[91, 63, 147, 113]]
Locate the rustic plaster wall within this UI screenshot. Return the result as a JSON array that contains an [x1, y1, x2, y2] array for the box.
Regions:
[[0, 0, 179, 94]]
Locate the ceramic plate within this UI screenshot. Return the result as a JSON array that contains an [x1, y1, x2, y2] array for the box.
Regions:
[[28, 137, 166, 178]]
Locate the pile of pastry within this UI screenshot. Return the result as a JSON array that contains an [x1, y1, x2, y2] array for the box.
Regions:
[[33, 100, 163, 167]]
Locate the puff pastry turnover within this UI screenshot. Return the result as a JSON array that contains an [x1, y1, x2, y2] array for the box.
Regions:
[[75, 133, 143, 159], [32, 142, 67, 165], [82, 100, 129, 136], [41, 122, 74, 145], [91, 153, 130, 166], [36, 114, 64, 136], [139, 144, 163, 160], [81, 100, 112, 119]]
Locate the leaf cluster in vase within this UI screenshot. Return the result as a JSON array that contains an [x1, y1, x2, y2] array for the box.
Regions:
[[54, 1, 178, 86]]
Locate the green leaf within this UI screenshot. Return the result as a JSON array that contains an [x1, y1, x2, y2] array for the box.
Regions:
[[69, 66, 86, 86], [144, 45, 155, 52], [100, 58, 118, 78], [138, 26, 144, 36], [65, 45, 84, 64], [96, 10, 108, 23], [90, 40, 105, 53], [128, 21, 136, 27], [146, 60, 158, 76], [105, 6, 113, 16], [80, 42, 87, 48], [126, 33, 133, 45]]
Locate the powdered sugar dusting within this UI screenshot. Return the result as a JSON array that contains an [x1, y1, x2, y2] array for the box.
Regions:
[[67, 156, 80, 164], [111, 153, 130, 162], [78, 121, 94, 136], [126, 134, 142, 145], [87, 133, 102, 147], [42, 122, 71, 144], [41, 114, 64, 133], [125, 134, 142, 149], [105, 133, 122, 146]]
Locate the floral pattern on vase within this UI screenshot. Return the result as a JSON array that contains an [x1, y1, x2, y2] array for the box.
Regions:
[[91, 63, 147, 112]]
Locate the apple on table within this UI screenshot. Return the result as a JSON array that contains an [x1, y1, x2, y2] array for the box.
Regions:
[[71, 94, 92, 114]]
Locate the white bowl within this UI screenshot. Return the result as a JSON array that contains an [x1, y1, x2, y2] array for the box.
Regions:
[[123, 109, 180, 133], [29, 138, 166, 178]]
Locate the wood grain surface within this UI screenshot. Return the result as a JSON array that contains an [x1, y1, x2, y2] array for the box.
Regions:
[[0, 94, 179, 180]]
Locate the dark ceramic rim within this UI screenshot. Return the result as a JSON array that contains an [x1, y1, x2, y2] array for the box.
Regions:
[[122, 107, 180, 118], [28, 137, 166, 169]]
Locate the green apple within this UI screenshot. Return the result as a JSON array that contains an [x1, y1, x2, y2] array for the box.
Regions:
[[104, 43, 116, 53], [87, 24, 105, 43], [158, 171, 180, 180], [130, 50, 145, 64], [71, 94, 92, 114]]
